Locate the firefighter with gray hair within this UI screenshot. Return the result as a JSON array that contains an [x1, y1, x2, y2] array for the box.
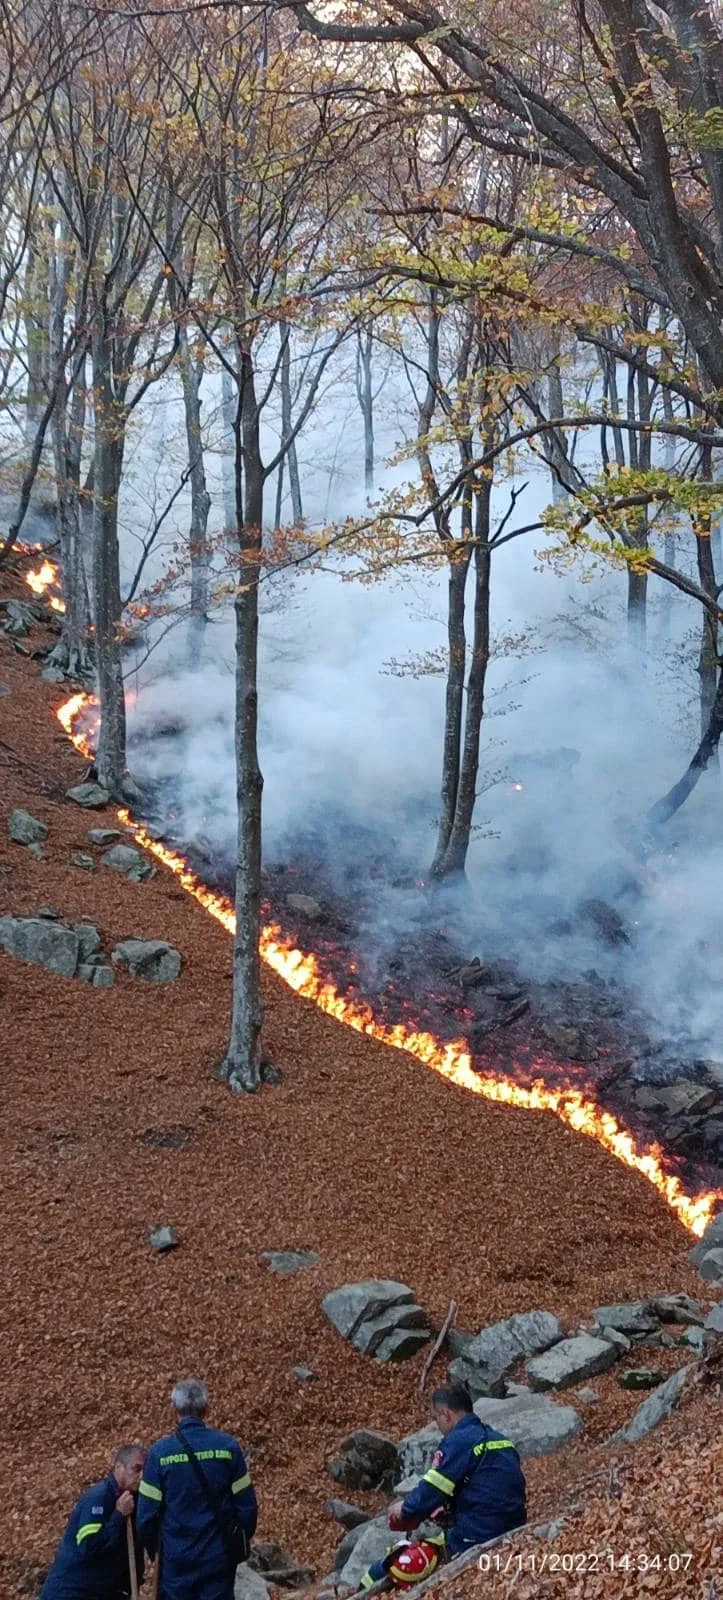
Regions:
[[137, 1378, 257, 1600]]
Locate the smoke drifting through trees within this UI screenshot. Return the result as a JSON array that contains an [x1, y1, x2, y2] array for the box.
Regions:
[[0, 0, 722, 1085]]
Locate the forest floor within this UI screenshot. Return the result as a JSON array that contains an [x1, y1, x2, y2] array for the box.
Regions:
[[0, 555, 720, 1598]]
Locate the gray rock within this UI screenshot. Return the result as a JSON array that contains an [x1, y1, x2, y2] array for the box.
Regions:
[[322, 1280, 415, 1342], [336, 1516, 390, 1587], [78, 963, 97, 983], [111, 939, 182, 982], [704, 1303, 723, 1333], [473, 1393, 582, 1458], [102, 843, 146, 875], [74, 923, 101, 961], [292, 1366, 318, 1382], [680, 1326, 705, 1353], [447, 1328, 475, 1359], [688, 1212, 723, 1267], [354, 1303, 431, 1359], [527, 1334, 619, 1391], [91, 965, 114, 989], [260, 1250, 320, 1275], [286, 893, 323, 918], [373, 1325, 432, 1362], [698, 1249, 723, 1281], [575, 1387, 600, 1404], [647, 1293, 703, 1326], [66, 782, 111, 808], [596, 1325, 631, 1352], [324, 1501, 371, 1532], [0, 681, 10, 695], [449, 1310, 564, 1398], [327, 1430, 399, 1492], [0, 916, 78, 977], [71, 852, 95, 871], [617, 1368, 664, 1390], [41, 664, 66, 684], [9, 809, 48, 845], [149, 1225, 179, 1252], [88, 828, 123, 845], [234, 1566, 270, 1600], [397, 1423, 442, 1481], [608, 1364, 690, 1444], [594, 1302, 659, 1336], [28, 842, 44, 859], [321, 1280, 431, 1360]]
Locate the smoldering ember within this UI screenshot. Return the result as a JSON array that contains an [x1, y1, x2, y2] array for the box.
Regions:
[[1, 3, 722, 1597]]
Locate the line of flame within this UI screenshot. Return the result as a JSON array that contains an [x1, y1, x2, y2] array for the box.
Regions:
[[56, 692, 721, 1237]]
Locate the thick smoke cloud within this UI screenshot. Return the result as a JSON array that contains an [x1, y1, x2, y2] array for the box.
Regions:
[[114, 372, 723, 1079]]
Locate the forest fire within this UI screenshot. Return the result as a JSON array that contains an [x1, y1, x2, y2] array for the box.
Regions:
[[25, 558, 65, 613], [54, 689, 722, 1239]]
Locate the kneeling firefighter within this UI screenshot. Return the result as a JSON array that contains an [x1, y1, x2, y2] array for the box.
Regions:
[[360, 1384, 526, 1591]]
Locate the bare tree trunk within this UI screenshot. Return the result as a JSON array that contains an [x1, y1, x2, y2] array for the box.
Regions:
[[279, 322, 302, 522], [695, 436, 718, 741], [178, 323, 211, 654], [429, 548, 472, 876], [23, 239, 49, 447], [91, 311, 127, 796], [221, 351, 238, 537], [626, 343, 648, 649], [659, 384, 677, 638], [47, 211, 92, 676], [355, 322, 375, 492], [432, 476, 492, 879], [649, 663, 723, 826], [221, 340, 264, 1093]]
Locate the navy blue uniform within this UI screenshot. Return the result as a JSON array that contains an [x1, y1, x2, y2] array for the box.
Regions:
[[137, 1418, 258, 1600], [363, 1414, 526, 1586], [401, 1414, 525, 1553], [41, 1475, 143, 1600]]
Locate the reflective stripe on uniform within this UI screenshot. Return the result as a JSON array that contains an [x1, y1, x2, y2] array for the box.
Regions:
[[139, 1479, 163, 1502], [422, 1467, 456, 1496], [76, 1522, 102, 1545], [359, 1573, 375, 1589], [473, 1438, 516, 1453], [232, 1473, 252, 1494]]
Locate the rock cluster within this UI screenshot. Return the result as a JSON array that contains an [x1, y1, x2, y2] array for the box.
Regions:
[[0, 912, 182, 987], [322, 1280, 432, 1362]]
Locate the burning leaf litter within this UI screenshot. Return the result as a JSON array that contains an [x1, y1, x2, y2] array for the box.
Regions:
[[56, 690, 722, 1238]]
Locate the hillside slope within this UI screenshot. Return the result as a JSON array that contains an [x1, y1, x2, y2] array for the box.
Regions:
[[0, 572, 719, 1597]]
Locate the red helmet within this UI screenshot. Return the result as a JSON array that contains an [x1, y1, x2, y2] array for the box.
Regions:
[[386, 1540, 442, 1588]]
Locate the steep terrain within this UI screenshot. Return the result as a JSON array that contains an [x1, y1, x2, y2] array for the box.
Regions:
[[0, 567, 720, 1598]]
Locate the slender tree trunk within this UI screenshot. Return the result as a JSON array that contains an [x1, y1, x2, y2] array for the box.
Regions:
[[47, 215, 92, 676], [649, 663, 723, 826], [91, 311, 127, 796], [695, 438, 718, 741], [429, 547, 472, 876], [24, 240, 49, 447], [279, 322, 302, 522], [221, 352, 238, 537], [433, 476, 492, 878], [626, 344, 648, 649], [221, 340, 264, 1093], [659, 385, 677, 638], [355, 322, 375, 492], [177, 324, 211, 655]]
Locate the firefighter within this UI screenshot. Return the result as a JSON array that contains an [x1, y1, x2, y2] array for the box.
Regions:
[[137, 1377, 258, 1600], [360, 1383, 526, 1589], [40, 1444, 145, 1600]]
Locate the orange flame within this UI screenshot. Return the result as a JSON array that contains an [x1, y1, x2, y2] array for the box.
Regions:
[[26, 559, 66, 614], [57, 693, 721, 1238]]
